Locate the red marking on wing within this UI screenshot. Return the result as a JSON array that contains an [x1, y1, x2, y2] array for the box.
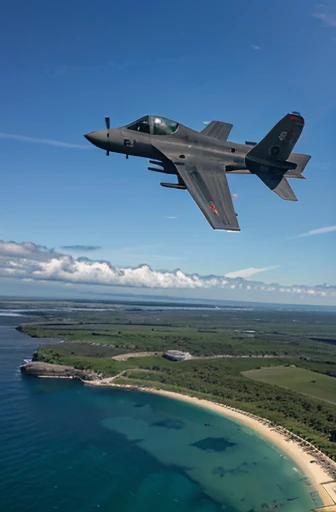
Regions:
[[208, 202, 219, 216]]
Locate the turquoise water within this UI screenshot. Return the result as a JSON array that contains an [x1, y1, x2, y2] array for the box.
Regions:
[[0, 316, 323, 511]]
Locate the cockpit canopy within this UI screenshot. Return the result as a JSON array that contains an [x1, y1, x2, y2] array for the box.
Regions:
[[126, 116, 179, 136]]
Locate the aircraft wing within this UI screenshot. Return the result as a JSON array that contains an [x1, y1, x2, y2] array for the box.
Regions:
[[152, 146, 240, 231]]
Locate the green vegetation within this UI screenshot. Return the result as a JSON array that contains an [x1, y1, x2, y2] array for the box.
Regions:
[[22, 310, 336, 362], [16, 302, 336, 459], [243, 366, 336, 404]]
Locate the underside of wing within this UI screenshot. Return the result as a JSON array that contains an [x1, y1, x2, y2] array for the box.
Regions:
[[178, 163, 240, 230], [152, 144, 240, 230]]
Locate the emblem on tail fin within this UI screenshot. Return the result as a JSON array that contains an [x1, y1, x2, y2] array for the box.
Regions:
[[279, 131, 288, 141]]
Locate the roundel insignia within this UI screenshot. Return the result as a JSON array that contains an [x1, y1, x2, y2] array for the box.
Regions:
[[270, 145, 280, 156]]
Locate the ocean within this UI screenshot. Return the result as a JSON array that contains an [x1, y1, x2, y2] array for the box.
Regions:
[[0, 314, 323, 512]]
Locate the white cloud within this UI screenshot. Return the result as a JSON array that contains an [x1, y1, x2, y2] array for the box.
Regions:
[[0, 133, 89, 149], [203, 121, 210, 125], [251, 44, 261, 50], [292, 225, 336, 238], [225, 266, 279, 279], [312, 11, 336, 27], [0, 240, 334, 298]]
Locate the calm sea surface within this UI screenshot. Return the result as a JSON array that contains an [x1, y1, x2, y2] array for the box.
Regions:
[[0, 314, 323, 512]]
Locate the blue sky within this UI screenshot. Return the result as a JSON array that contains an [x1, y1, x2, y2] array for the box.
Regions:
[[0, 0, 335, 304]]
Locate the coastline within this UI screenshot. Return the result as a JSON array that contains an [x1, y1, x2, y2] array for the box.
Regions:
[[19, 359, 336, 508], [85, 379, 336, 508]]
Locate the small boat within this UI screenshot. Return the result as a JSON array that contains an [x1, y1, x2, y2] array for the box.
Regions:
[[23, 358, 32, 364]]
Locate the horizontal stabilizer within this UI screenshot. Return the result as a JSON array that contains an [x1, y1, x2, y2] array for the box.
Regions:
[[285, 153, 311, 178], [256, 172, 297, 201], [201, 121, 233, 140]]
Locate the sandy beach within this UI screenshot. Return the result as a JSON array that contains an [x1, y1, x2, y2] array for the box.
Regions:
[[86, 378, 336, 508]]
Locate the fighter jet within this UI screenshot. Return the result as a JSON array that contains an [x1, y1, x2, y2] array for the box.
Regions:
[[84, 112, 310, 231]]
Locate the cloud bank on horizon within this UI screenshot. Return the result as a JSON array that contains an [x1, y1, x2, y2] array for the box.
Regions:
[[0, 241, 334, 299]]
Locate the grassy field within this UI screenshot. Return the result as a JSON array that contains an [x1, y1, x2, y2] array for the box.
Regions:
[[17, 307, 336, 364], [242, 366, 336, 404]]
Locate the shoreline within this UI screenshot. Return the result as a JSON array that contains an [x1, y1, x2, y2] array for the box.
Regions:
[[85, 379, 336, 508], [19, 358, 336, 508]]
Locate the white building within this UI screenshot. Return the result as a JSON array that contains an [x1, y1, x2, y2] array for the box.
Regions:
[[163, 350, 193, 361]]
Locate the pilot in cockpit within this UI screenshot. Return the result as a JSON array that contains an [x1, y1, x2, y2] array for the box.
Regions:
[[137, 119, 150, 133]]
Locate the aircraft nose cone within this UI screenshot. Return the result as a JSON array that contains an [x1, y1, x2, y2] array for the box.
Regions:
[[84, 130, 107, 150], [84, 132, 98, 144]]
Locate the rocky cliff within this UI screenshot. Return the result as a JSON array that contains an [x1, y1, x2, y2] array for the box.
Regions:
[[20, 361, 100, 381]]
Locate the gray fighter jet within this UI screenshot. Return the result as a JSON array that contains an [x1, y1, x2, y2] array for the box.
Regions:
[[84, 112, 310, 231]]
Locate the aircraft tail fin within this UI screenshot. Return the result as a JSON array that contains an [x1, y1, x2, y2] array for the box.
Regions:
[[246, 112, 305, 163], [201, 121, 233, 140], [244, 112, 310, 200]]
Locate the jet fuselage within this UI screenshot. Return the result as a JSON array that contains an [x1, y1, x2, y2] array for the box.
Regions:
[[84, 113, 310, 230], [85, 121, 250, 175]]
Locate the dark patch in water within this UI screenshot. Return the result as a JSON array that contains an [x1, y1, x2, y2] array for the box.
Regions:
[[191, 437, 236, 452], [134, 403, 147, 408], [150, 418, 185, 430], [175, 464, 197, 471], [213, 462, 251, 477]]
